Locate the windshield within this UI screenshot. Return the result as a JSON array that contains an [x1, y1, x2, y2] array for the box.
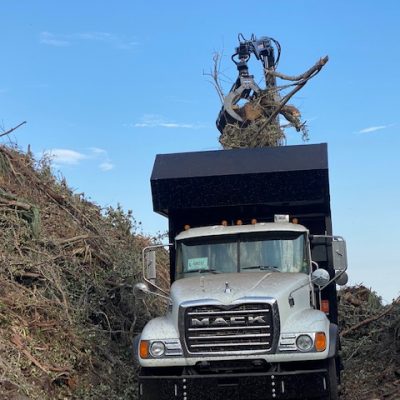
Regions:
[[175, 231, 309, 279]]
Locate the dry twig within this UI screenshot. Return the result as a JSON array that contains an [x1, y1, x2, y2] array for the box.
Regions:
[[0, 121, 27, 138]]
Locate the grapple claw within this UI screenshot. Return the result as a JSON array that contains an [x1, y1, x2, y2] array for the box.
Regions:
[[223, 91, 244, 122], [223, 76, 261, 123]]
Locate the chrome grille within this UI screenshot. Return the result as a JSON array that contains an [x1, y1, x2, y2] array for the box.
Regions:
[[184, 303, 273, 353]]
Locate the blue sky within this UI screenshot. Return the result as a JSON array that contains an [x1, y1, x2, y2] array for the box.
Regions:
[[1, 0, 399, 301]]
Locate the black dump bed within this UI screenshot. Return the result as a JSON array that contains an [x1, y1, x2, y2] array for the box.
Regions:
[[151, 143, 332, 240]]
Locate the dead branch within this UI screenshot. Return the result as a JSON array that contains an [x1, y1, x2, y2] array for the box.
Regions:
[[266, 56, 329, 82], [0, 121, 27, 138], [340, 297, 400, 337], [10, 333, 71, 374], [257, 56, 329, 134], [0, 199, 32, 211], [56, 234, 91, 246]]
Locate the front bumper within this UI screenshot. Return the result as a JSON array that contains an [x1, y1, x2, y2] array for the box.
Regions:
[[139, 369, 330, 400]]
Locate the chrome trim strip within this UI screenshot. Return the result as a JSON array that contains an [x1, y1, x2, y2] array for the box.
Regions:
[[188, 309, 270, 316], [188, 325, 271, 331], [191, 342, 271, 348], [188, 333, 271, 340]]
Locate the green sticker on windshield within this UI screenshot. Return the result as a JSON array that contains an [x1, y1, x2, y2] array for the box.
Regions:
[[187, 257, 208, 271]]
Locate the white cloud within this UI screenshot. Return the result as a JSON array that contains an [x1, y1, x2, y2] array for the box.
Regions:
[[39, 31, 137, 50], [46, 149, 87, 165], [88, 148, 114, 172], [74, 32, 138, 49], [358, 124, 395, 134], [75, 32, 112, 41], [89, 147, 107, 155], [40, 32, 70, 47], [99, 162, 115, 171], [133, 114, 204, 129], [42, 147, 115, 172]]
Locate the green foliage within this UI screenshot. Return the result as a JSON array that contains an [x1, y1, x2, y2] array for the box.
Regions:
[[0, 145, 167, 400], [103, 204, 142, 235]]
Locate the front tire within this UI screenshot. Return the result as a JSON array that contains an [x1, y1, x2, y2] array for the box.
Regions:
[[326, 357, 339, 400]]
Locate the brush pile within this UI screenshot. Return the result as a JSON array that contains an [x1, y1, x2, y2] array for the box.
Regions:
[[218, 90, 309, 149], [339, 286, 400, 400], [1, 143, 399, 400], [0, 144, 168, 399]]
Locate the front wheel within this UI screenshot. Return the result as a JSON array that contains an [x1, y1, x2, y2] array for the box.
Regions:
[[321, 357, 338, 400], [329, 357, 339, 399]]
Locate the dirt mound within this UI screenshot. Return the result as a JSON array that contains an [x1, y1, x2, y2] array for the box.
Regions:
[[0, 144, 167, 399], [339, 286, 400, 400]]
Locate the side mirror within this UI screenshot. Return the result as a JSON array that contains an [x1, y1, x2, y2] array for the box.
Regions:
[[141, 244, 172, 297], [311, 269, 330, 287], [288, 267, 330, 306], [335, 271, 348, 286], [332, 236, 347, 271], [145, 249, 157, 284], [133, 282, 150, 299]]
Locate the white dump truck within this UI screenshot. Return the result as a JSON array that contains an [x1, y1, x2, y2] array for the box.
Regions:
[[134, 143, 348, 400]]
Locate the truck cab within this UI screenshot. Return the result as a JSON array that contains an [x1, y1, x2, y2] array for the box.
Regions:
[[135, 144, 348, 400]]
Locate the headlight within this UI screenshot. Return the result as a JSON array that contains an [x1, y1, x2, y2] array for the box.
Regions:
[[296, 334, 313, 351], [149, 341, 166, 357]]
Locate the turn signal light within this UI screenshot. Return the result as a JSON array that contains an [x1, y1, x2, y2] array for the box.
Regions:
[[140, 340, 149, 358], [315, 332, 327, 352]]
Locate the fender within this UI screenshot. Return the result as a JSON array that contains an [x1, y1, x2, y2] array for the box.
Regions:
[[328, 323, 339, 358]]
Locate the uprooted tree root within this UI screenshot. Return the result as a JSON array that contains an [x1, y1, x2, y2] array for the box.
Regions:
[[0, 144, 168, 399]]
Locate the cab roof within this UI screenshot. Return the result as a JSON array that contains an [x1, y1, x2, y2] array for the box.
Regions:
[[175, 222, 308, 241]]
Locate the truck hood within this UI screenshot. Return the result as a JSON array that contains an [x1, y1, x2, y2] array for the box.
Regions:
[[170, 272, 309, 306]]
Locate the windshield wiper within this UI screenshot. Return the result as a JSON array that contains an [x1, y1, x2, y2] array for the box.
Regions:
[[242, 265, 280, 272], [185, 268, 220, 274]]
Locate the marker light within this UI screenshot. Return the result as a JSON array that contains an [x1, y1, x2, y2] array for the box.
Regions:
[[221, 220, 228, 226], [251, 218, 257, 225], [236, 219, 243, 225], [140, 340, 149, 358], [320, 300, 330, 314], [292, 217, 299, 224], [315, 332, 327, 352], [184, 224, 191, 231]]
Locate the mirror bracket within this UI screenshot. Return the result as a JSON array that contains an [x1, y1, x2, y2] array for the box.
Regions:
[[141, 244, 172, 296]]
